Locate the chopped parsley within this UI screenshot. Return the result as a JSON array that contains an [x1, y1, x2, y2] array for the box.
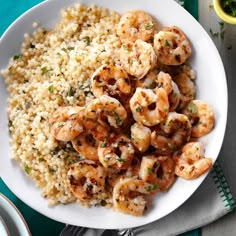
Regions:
[[145, 21, 154, 30], [83, 36, 91, 46], [136, 106, 142, 113], [67, 86, 75, 97], [145, 183, 158, 191], [115, 116, 121, 125], [187, 102, 197, 114], [41, 67, 51, 76], [221, 0, 236, 17], [165, 40, 170, 47], [48, 85, 54, 93], [147, 167, 153, 175], [101, 138, 107, 148], [100, 200, 107, 206], [38, 158, 44, 162], [13, 54, 23, 60], [24, 165, 31, 174], [117, 158, 127, 163]]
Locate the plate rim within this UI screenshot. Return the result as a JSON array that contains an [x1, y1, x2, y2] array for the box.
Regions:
[[0, 0, 228, 229]]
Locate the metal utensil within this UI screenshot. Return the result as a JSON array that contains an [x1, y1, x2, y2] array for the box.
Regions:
[[60, 225, 105, 236]]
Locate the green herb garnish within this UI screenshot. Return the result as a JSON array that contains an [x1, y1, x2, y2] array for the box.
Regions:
[[165, 40, 170, 47], [187, 102, 197, 114], [13, 54, 23, 60], [136, 106, 142, 113], [221, 0, 236, 17], [24, 165, 31, 174], [67, 86, 75, 96], [145, 21, 154, 30], [145, 183, 158, 191], [83, 36, 91, 46], [48, 85, 54, 93]]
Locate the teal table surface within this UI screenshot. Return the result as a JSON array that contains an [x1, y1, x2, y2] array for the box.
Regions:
[[0, 0, 200, 235]]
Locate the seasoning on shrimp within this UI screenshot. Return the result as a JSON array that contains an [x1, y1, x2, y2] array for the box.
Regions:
[[98, 135, 135, 170], [131, 122, 151, 152], [130, 87, 169, 126], [72, 131, 99, 161], [119, 39, 157, 79], [49, 106, 84, 142], [117, 10, 157, 43], [139, 155, 175, 191], [68, 160, 107, 202], [151, 112, 192, 152], [174, 142, 212, 180], [91, 64, 131, 100], [182, 100, 215, 138], [113, 177, 158, 216], [85, 95, 127, 129], [173, 72, 196, 110], [153, 26, 192, 65]]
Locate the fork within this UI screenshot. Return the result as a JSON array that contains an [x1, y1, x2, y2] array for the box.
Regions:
[[60, 225, 105, 236]]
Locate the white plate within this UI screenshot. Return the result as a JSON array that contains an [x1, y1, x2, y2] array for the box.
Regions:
[[0, 0, 227, 229], [0, 194, 31, 236]]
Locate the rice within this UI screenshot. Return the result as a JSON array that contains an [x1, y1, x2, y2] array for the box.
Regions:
[[1, 4, 122, 206]]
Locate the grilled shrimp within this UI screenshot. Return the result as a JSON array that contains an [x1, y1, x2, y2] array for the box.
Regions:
[[72, 131, 99, 161], [49, 106, 84, 142], [139, 155, 175, 191], [173, 72, 196, 110], [68, 160, 106, 202], [130, 87, 169, 126], [91, 64, 131, 100], [117, 10, 156, 43], [174, 142, 213, 180], [131, 122, 151, 152], [98, 135, 135, 170], [136, 71, 180, 111], [154, 26, 192, 65], [182, 100, 215, 138], [85, 95, 127, 130], [120, 39, 157, 79], [151, 112, 191, 152], [113, 177, 158, 216], [169, 81, 181, 111]]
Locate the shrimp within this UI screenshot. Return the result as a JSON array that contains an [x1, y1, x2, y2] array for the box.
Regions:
[[136, 71, 180, 111], [85, 95, 127, 130], [130, 87, 169, 127], [153, 26, 192, 65], [139, 155, 175, 191], [151, 112, 192, 152], [113, 177, 158, 216], [173, 72, 196, 110], [68, 160, 106, 202], [117, 10, 156, 43], [72, 131, 99, 161], [91, 64, 131, 100], [49, 106, 84, 142], [131, 123, 151, 153], [168, 81, 180, 111], [98, 134, 135, 170], [119, 39, 157, 79], [182, 100, 215, 138], [174, 142, 213, 180]]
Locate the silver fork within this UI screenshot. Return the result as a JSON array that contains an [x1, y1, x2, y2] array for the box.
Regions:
[[60, 225, 105, 236]]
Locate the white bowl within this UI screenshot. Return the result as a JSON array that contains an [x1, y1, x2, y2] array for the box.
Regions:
[[0, 0, 227, 229]]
